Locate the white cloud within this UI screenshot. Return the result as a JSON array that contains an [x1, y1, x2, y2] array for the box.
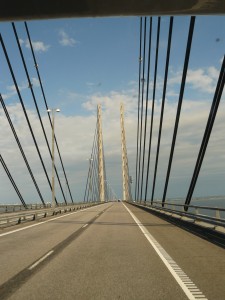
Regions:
[[81, 86, 225, 199], [19, 38, 24, 45], [24, 39, 50, 52], [86, 82, 96, 87], [168, 70, 182, 86], [2, 82, 28, 100], [168, 66, 220, 94], [166, 90, 179, 97], [86, 82, 102, 88], [1, 78, 40, 101], [6, 85, 17, 92], [186, 68, 217, 93], [128, 80, 138, 87], [1, 72, 225, 204], [58, 30, 77, 47], [31, 77, 40, 87], [207, 66, 219, 79]]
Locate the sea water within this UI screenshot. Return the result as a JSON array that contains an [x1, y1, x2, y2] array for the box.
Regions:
[[166, 196, 225, 219]]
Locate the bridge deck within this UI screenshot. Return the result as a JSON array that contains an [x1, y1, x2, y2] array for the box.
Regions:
[[0, 202, 224, 299]]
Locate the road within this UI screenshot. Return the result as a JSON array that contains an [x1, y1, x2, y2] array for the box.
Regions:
[[0, 202, 224, 299]]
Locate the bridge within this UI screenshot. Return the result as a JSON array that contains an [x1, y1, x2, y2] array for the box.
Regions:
[[1, 5, 225, 300], [0, 201, 224, 299]]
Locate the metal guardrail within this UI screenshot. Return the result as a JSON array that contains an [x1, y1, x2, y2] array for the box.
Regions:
[[0, 202, 101, 228], [134, 201, 225, 229], [0, 202, 70, 213]]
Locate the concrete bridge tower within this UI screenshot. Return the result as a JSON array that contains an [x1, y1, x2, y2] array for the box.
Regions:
[[97, 104, 105, 202], [120, 103, 132, 201]]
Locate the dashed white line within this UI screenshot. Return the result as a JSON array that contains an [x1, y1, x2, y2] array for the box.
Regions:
[[123, 204, 208, 300], [28, 250, 54, 270]]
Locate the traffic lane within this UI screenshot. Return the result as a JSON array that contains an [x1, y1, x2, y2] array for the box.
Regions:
[[0, 203, 110, 283], [127, 203, 225, 300], [0, 204, 102, 235], [0, 202, 110, 285], [8, 202, 188, 300]]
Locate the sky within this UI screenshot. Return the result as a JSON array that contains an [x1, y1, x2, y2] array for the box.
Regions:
[[0, 16, 225, 205]]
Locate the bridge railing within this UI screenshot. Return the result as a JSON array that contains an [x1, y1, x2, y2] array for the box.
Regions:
[[0, 203, 50, 213], [137, 201, 225, 228], [0, 201, 102, 228], [0, 202, 89, 213]]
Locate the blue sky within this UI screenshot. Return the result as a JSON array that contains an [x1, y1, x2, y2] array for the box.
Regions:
[[0, 17, 139, 114], [0, 16, 225, 205]]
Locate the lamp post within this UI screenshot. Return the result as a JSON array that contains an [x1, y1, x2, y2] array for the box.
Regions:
[[47, 108, 60, 209], [89, 158, 93, 202], [107, 182, 110, 201]]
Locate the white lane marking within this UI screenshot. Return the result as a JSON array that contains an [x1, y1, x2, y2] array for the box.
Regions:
[[28, 250, 54, 270], [82, 224, 88, 228], [123, 204, 208, 300], [0, 204, 105, 238]]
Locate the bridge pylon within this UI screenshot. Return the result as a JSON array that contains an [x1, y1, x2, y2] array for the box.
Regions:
[[120, 103, 132, 201], [97, 104, 105, 202]]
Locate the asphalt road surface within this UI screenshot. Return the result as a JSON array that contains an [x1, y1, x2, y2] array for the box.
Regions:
[[0, 202, 224, 299]]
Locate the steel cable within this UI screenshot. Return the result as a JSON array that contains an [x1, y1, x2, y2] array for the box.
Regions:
[[137, 17, 147, 202], [151, 17, 174, 204], [24, 22, 74, 203], [103, 146, 108, 201], [0, 94, 45, 205], [162, 16, 196, 206], [0, 154, 27, 208], [185, 55, 225, 209], [83, 129, 96, 202], [135, 17, 143, 201], [0, 34, 58, 205], [140, 17, 152, 201], [144, 17, 161, 202], [92, 132, 100, 201], [12, 23, 67, 204]]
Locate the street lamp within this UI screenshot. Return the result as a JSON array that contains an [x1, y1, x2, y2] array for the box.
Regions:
[[89, 158, 93, 202], [47, 108, 60, 209]]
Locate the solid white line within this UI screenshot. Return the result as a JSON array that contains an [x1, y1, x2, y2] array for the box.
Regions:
[[123, 204, 208, 300], [0, 205, 103, 238], [28, 250, 54, 270]]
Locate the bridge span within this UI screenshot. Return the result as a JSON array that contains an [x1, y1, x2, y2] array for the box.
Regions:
[[0, 202, 224, 299]]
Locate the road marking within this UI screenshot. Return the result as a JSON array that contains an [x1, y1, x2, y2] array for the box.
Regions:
[[28, 250, 54, 270], [123, 204, 208, 300], [0, 205, 103, 238], [82, 224, 88, 228]]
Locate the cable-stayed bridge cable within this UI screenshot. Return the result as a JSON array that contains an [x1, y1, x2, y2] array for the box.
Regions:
[[103, 146, 108, 201], [12, 22, 67, 204], [162, 16, 196, 206], [144, 17, 161, 202], [0, 154, 27, 208], [0, 94, 45, 206], [0, 34, 58, 205], [151, 17, 174, 204], [92, 131, 99, 201], [137, 17, 147, 202], [24, 21, 74, 203], [135, 17, 143, 202], [84, 125, 97, 202], [185, 55, 225, 209], [140, 17, 152, 201]]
